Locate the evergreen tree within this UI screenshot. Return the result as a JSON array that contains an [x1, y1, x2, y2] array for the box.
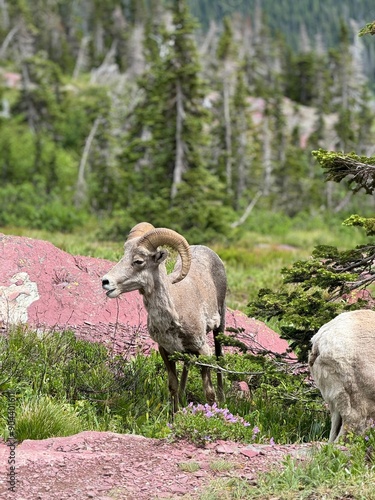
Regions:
[[115, 0, 233, 240]]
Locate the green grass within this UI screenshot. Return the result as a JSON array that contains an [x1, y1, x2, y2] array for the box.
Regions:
[[190, 438, 375, 499]]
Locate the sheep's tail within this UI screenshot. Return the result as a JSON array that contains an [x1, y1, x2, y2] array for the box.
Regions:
[[308, 345, 319, 369]]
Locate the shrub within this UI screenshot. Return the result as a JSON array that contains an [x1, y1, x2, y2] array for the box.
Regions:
[[0, 183, 86, 232]]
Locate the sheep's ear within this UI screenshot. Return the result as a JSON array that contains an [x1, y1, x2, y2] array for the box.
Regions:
[[154, 249, 168, 265]]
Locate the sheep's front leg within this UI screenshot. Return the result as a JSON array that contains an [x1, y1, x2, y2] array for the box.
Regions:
[[158, 345, 179, 413]]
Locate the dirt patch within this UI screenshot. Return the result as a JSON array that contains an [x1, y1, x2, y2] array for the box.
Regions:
[[0, 431, 313, 499]]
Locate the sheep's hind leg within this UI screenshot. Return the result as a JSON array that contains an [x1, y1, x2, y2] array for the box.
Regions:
[[213, 322, 225, 403], [178, 363, 189, 406], [158, 345, 179, 414], [201, 366, 216, 405], [329, 410, 343, 442], [199, 344, 216, 405]]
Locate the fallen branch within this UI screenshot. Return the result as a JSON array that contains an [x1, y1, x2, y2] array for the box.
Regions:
[[230, 191, 263, 228]]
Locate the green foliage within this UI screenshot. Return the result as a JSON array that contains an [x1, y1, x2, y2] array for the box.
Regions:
[[359, 21, 375, 36], [283, 52, 320, 106], [197, 428, 375, 498], [169, 352, 329, 444], [14, 396, 83, 441], [0, 1, 374, 235], [312, 149, 375, 194], [0, 324, 329, 444], [250, 144, 375, 361], [221, 354, 329, 443], [0, 326, 170, 439], [247, 237, 374, 361], [344, 214, 375, 237], [0, 183, 86, 231], [169, 167, 235, 243]]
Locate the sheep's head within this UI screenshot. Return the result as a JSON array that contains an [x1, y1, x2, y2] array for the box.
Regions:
[[102, 222, 191, 298]]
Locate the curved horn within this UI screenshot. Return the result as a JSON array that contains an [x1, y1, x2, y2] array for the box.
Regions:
[[127, 222, 155, 241], [138, 228, 191, 284]]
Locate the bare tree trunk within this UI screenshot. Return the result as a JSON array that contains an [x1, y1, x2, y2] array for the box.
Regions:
[[73, 36, 90, 80], [223, 77, 233, 194], [94, 21, 104, 58], [127, 24, 145, 77], [262, 116, 273, 195], [0, 0, 9, 30], [75, 117, 102, 207], [235, 127, 247, 210], [0, 23, 18, 58], [199, 20, 217, 55], [90, 40, 118, 84], [171, 80, 185, 200], [20, 62, 37, 133]]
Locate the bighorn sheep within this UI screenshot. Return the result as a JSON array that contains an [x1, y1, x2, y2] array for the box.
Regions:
[[309, 309, 375, 442], [101, 222, 227, 412]]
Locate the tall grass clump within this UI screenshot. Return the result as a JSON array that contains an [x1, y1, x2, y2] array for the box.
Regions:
[[13, 396, 83, 441]]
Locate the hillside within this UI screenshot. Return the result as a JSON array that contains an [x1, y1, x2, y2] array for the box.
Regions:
[[0, 0, 374, 241], [188, 0, 375, 83]]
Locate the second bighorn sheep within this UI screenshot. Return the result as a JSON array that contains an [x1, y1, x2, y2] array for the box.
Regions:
[[102, 222, 227, 411], [309, 309, 375, 442]]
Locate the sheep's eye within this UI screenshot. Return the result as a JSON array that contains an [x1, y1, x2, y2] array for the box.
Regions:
[[133, 259, 144, 266]]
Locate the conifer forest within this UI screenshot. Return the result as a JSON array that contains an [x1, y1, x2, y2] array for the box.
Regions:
[[0, 0, 374, 242]]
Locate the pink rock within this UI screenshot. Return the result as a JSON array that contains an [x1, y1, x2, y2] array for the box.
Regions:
[[215, 444, 237, 454], [0, 233, 291, 358], [240, 449, 260, 459]]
